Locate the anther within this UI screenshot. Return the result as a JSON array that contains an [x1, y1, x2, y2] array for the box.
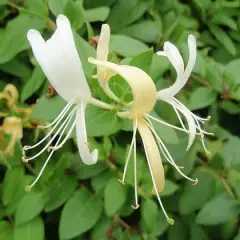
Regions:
[[193, 178, 198, 185], [207, 116, 211, 120], [37, 125, 44, 129], [178, 166, 184, 169], [22, 156, 29, 162], [118, 179, 125, 185], [23, 145, 31, 151], [167, 218, 175, 225], [131, 204, 140, 209], [25, 185, 31, 192], [210, 133, 214, 136]]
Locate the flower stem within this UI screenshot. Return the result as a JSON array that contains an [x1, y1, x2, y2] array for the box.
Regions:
[[88, 98, 114, 110]]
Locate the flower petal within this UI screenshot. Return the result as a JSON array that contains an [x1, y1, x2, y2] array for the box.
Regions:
[[27, 15, 91, 102], [97, 24, 110, 62], [76, 103, 98, 165], [138, 118, 165, 192], [157, 35, 197, 99], [88, 58, 156, 118]]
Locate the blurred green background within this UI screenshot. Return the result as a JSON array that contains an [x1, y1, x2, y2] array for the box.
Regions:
[[0, 0, 240, 239]]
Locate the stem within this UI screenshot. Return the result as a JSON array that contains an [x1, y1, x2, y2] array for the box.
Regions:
[[88, 98, 114, 110]]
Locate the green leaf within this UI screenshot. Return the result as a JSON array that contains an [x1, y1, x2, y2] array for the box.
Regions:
[[63, 0, 84, 30], [24, 0, 48, 17], [220, 136, 240, 168], [31, 96, 66, 122], [150, 111, 179, 144], [48, 0, 68, 16], [91, 217, 111, 240], [190, 223, 209, 240], [110, 35, 148, 57], [45, 174, 77, 212], [107, 0, 151, 31], [209, 24, 236, 56], [14, 217, 44, 240], [2, 167, 24, 206], [60, 189, 102, 239], [15, 192, 46, 225], [0, 221, 14, 240], [104, 178, 127, 216], [74, 33, 96, 78], [141, 199, 157, 232], [129, 49, 153, 74], [21, 66, 45, 102], [160, 180, 179, 197], [0, 15, 44, 64], [121, 20, 159, 43], [84, 7, 110, 22], [179, 168, 215, 214], [196, 194, 238, 225], [86, 105, 120, 137], [168, 218, 188, 240], [189, 87, 217, 110]]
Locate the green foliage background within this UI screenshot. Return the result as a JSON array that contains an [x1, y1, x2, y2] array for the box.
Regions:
[[0, 0, 240, 239]]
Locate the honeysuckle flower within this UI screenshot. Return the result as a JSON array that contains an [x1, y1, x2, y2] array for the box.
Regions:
[[152, 35, 213, 153], [89, 57, 177, 224], [1, 116, 23, 154], [23, 15, 113, 191]]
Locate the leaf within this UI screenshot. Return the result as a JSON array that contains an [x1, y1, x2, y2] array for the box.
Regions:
[[21, 66, 45, 102], [15, 192, 46, 225], [0, 221, 14, 240], [220, 136, 240, 168], [45, 174, 77, 212], [129, 49, 153, 74], [121, 20, 159, 43], [150, 111, 179, 144], [110, 35, 148, 57], [48, 0, 68, 16], [14, 217, 44, 240], [86, 105, 121, 137], [189, 87, 217, 110], [91, 217, 111, 240], [196, 194, 238, 225], [2, 167, 24, 206], [141, 199, 157, 232], [190, 223, 209, 240], [179, 168, 215, 215], [209, 24, 236, 56], [84, 7, 110, 22], [24, 0, 48, 17], [107, 0, 151, 31], [168, 218, 188, 240], [160, 180, 179, 197], [31, 96, 66, 122], [60, 189, 103, 239], [0, 15, 44, 64], [74, 33, 96, 78], [104, 178, 127, 216]]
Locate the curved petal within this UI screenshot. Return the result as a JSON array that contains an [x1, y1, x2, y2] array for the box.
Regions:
[[27, 15, 91, 102], [88, 58, 156, 118], [137, 118, 165, 192], [97, 24, 110, 62], [76, 103, 98, 165], [157, 35, 196, 99]]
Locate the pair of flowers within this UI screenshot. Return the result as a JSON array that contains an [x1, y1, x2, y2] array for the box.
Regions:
[[24, 15, 212, 224]]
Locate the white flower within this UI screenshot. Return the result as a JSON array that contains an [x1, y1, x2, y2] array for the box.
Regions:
[[23, 15, 102, 190], [148, 35, 213, 153]]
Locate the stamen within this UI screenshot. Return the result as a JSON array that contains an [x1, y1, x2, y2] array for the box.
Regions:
[[25, 106, 76, 190], [48, 118, 77, 151], [146, 114, 190, 134], [23, 107, 77, 162], [118, 119, 137, 184], [146, 120, 198, 184], [23, 102, 76, 151], [173, 105, 186, 130], [142, 138, 174, 224], [38, 97, 76, 129]]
